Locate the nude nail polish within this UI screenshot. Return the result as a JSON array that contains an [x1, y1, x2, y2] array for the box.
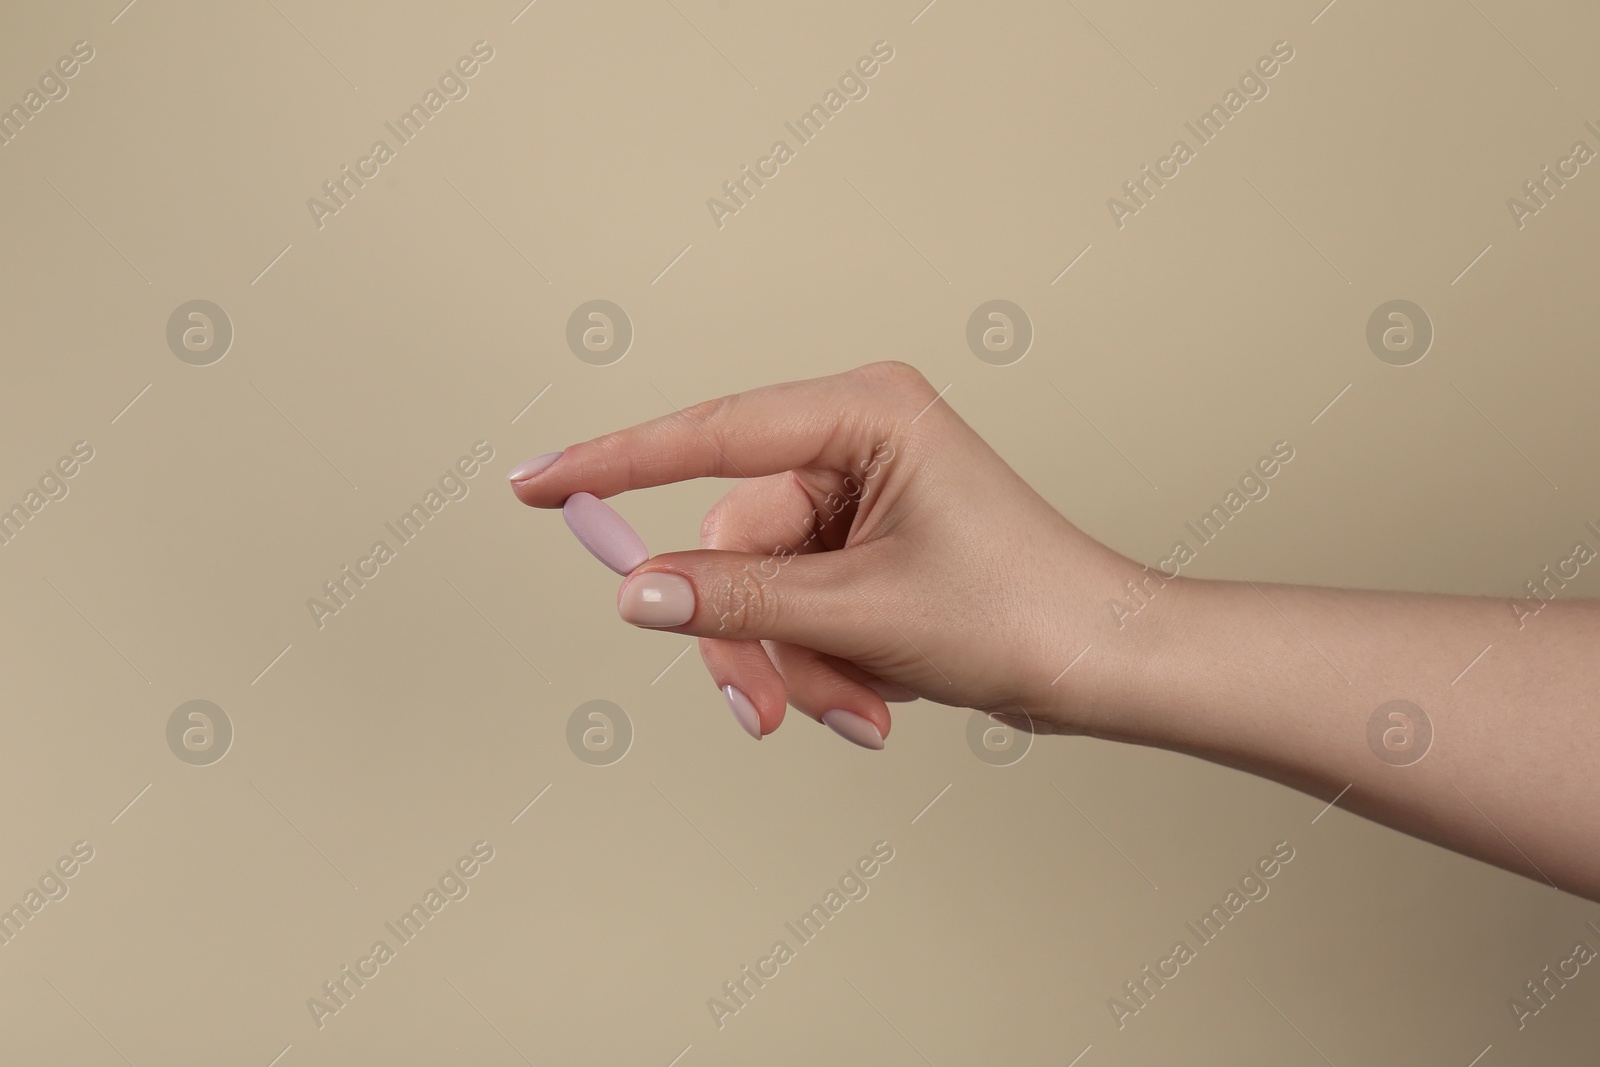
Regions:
[[821, 708, 884, 750], [723, 684, 762, 740], [508, 451, 563, 482], [563, 491, 648, 574], [618, 572, 695, 627]]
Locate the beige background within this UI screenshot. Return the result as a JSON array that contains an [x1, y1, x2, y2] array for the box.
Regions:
[[2, 0, 1598, 1062]]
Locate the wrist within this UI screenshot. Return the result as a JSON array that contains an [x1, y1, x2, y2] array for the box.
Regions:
[[1027, 559, 1212, 742]]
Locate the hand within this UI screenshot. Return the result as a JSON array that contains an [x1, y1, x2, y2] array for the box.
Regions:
[[508, 361, 1164, 748], [510, 360, 1600, 897]]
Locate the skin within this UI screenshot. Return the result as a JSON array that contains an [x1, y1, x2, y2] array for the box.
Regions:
[[510, 360, 1600, 903]]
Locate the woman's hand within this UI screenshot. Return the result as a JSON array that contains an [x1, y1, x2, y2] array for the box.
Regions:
[[508, 360, 1163, 748], [510, 359, 1600, 898]]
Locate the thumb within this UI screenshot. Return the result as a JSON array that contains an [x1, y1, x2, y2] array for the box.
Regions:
[[615, 548, 872, 655]]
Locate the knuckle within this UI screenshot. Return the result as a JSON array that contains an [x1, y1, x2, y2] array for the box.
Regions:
[[855, 360, 929, 392], [572, 433, 642, 486], [851, 361, 938, 423], [705, 565, 776, 634], [677, 393, 737, 446]]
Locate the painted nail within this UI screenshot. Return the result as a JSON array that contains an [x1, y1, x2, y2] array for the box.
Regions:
[[722, 684, 762, 740], [821, 708, 884, 750], [618, 572, 695, 627], [508, 451, 563, 483], [563, 491, 648, 574]]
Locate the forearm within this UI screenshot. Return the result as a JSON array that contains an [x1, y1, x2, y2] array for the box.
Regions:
[[1078, 575, 1600, 901]]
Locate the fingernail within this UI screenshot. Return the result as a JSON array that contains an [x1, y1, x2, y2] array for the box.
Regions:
[[563, 491, 648, 575], [618, 572, 695, 627], [723, 684, 762, 740], [821, 708, 884, 750], [508, 451, 563, 483]]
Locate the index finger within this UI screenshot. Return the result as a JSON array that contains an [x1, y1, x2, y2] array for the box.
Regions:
[[507, 361, 927, 506]]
